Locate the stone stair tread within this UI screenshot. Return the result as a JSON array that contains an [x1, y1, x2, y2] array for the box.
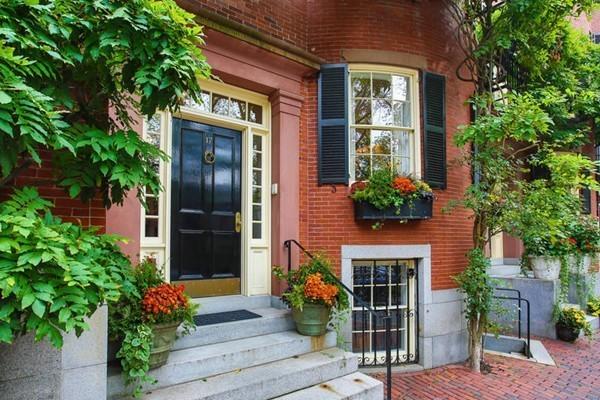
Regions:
[[108, 331, 336, 398], [131, 347, 358, 400], [273, 372, 383, 400], [173, 307, 292, 350]]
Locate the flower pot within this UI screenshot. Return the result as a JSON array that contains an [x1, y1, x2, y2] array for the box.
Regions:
[[292, 303, 330, 336], [529, 256, 561, 280], [556, 322, 580, 342], [354, 194, 433, 221], [568, 255, 592, 275], [149, 321, 180, 369]]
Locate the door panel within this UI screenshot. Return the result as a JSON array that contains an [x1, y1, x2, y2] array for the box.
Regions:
[[171, 118, 242, 296]]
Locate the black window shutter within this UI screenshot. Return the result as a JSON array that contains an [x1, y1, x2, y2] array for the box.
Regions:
[[423, 72, 446, 189], [581, 188, 591, 214], [318, 64, 348, 185]]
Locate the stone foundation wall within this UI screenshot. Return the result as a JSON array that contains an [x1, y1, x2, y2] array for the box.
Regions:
[[0, 306, 107, 400]]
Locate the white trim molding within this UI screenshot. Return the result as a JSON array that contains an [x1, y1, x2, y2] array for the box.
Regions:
[[140, 79, 272, 297]]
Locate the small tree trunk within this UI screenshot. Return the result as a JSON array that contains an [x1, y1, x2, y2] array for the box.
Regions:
[[468, 316, 484, 372]]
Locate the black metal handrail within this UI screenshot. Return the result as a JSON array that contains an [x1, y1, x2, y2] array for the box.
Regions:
[[490, 287, 531, 359], [283, 239, 393, 400]]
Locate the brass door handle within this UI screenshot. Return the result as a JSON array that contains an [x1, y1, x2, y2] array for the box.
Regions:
[[235, 212, 242, 233]]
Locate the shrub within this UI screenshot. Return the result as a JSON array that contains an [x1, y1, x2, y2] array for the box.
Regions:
[[0, 187, 133, 347], [556, 306, 592, 338]]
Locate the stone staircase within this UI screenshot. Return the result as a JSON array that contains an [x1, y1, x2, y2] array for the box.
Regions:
[[108, 295, 383, 400]]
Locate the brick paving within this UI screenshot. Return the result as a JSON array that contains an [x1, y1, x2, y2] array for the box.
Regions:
[[373, 335, 600, 399]]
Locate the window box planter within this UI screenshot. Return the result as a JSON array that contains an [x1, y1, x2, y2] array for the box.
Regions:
[[354, 195, 433, 221]]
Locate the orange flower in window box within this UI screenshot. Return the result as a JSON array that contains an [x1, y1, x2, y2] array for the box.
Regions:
[[392, 176, 417, 194]]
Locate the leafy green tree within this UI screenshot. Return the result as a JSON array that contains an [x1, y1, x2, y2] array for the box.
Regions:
[[0, 0, 210, 346], [447, 0, 598, 372]]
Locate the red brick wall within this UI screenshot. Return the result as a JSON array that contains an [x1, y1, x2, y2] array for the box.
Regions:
[[1, 151, 106, 230], [298, 0, 474, 289], [178, 0, 308, 50]]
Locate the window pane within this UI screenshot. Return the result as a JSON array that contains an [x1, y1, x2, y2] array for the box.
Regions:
[[145, 218, 159, 238], [212, 93, 229, 115], [355, 155, 371, 181], [373, 99, 392, 125], [393, 101, 411, 127], [252, 186, 261, 203], [248, 103, 263, 124], [372, 73, 392, 99], [146, 196, 159, 216], [252, 223, 262, 239], [230, 98, 246, 120], [354, 128, 370, 155], [253, 135, 262, 152], [147, 114, 161, 133], [372, 156, 391, 172], [393, 157, 411, 176], [146, 131, 160, 148], [371, 130, 391, 155], [392, 75, 409, 101], [253, 169, 262, 186], [253, 151, 262, 169], [353, 99, 372, 125], [351, 72, 371, 98], [253, 205, 261, 221], [392, 130, 410, 157], [184, 91, 211, 112]]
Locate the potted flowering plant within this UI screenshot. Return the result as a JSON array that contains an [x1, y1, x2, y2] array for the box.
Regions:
[[555, 306, 592, 342], [350, 169, 433, 224], [273, 255, 349, 336], [567, 215, 600, 274], [142, 283, 196, 368], [109, 260, 197, 396]]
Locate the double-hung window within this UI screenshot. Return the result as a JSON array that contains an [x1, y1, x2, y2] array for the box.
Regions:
[[349, 66, 420, 181]]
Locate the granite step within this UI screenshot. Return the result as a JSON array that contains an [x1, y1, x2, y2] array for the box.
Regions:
[[127, 348, 358, 400], [108, 330, 336, 399], [173, 307, 294, 350], [273, 372, 384, 400]]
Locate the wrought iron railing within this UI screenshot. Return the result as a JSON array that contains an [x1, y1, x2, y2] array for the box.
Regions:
[[283, 239, 395, 400], [490, 287, 531, 358]]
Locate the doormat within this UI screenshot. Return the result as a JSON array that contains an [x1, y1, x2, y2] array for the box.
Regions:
[[193, 309, 262, 326]]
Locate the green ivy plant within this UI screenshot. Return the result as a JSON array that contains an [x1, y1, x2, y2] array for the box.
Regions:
[[0, 0, 210, 355], [0, 187, 134, 346], [0, 0, 211, 206]]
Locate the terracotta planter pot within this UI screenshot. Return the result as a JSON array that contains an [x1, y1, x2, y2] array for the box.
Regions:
[[529, 256, 561, 280], [149, 321, 180, 369], [292, 303, 330, 336], [556, 322, 580, 343]]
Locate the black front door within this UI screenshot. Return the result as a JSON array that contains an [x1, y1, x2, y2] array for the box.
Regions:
[[170, 118, 242, 297]]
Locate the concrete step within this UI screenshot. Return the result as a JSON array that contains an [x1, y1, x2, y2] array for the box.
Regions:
[[131, 347, 358, 400], [192, 295, 272, 314], [273, 372, 383, 400], [173, 307, 294, 350], [109, 330, 336, 398]]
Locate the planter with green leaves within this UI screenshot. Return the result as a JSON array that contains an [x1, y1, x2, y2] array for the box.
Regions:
[[555, 306, 591, 342], [273, 255, 349, 337], [350, 170, 433, 227], [109, 260, 197, 396]]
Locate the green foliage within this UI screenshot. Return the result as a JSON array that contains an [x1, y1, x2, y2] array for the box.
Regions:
[[569, 216, 600, 254], [587, 295, 600, 317], [0, 0, 211, 206], [116, 324, 155, 397], [0, 187, 133, 347], [556, 306, 592, 338], [349, 170, 433, 210], [273, 254, 349, 312], [109, 259, 197, 396], [454, 249, 495, 325]]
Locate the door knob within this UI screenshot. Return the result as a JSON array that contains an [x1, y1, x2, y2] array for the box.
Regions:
[[235, 212, 242, 233]]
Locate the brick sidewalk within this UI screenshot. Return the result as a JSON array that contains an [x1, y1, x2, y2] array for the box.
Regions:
[[373, 336, 600, 399]]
